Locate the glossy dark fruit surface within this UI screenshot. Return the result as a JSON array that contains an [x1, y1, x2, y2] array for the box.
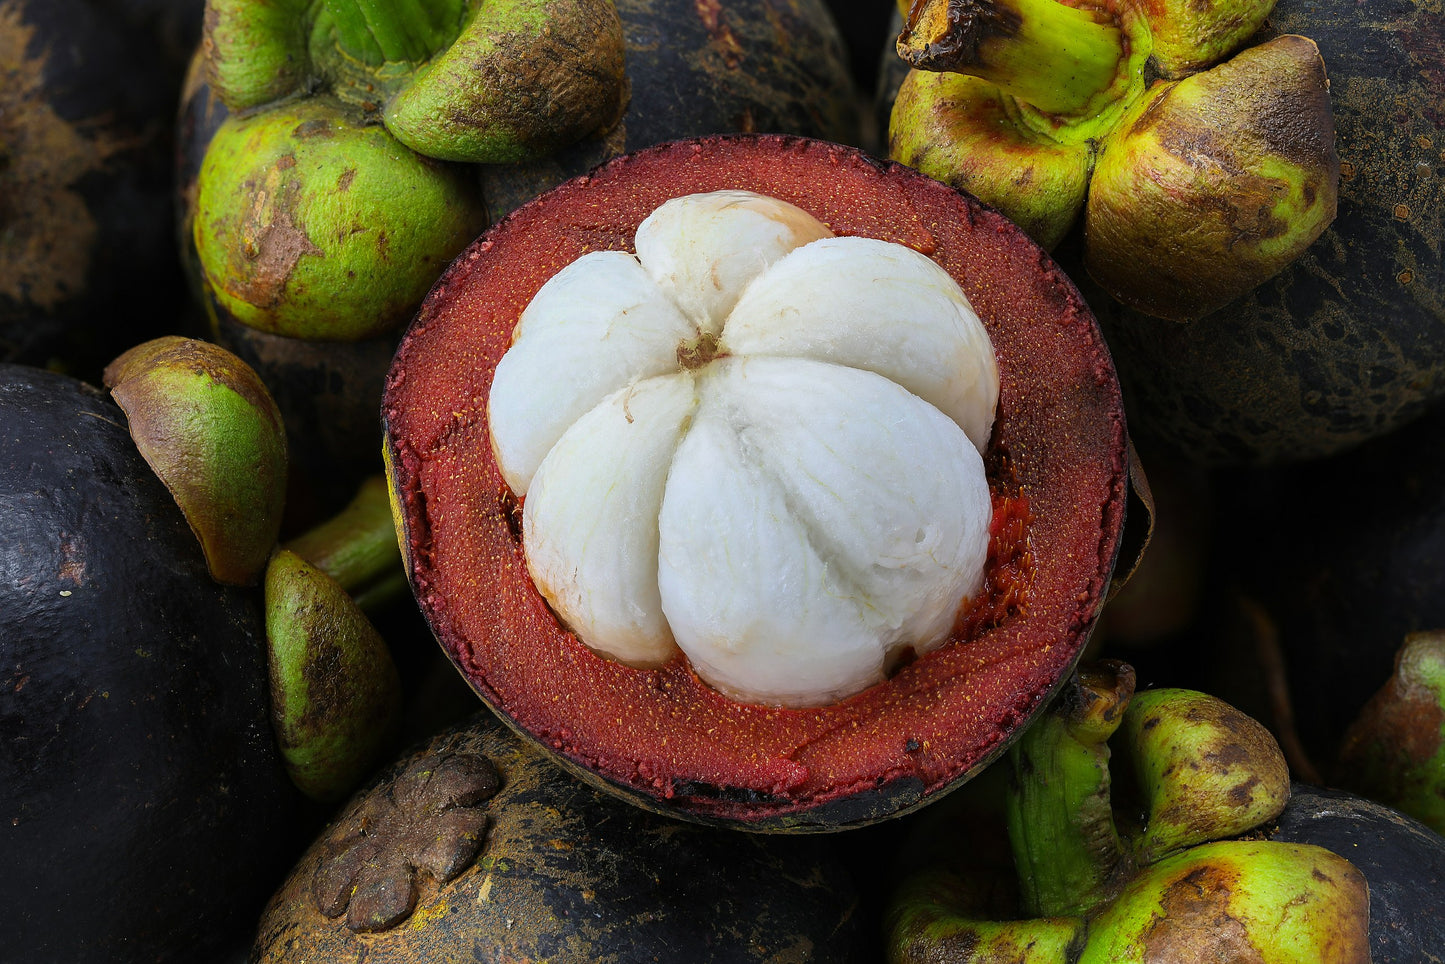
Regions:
[[0, 364, 301, 962], [253, 712, 872, 962], [383, 134, 1130, 830]]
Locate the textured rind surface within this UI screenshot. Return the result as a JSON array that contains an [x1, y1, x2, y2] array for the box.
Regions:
[[383, 134, 1130, 829], [1093, 0, 1445, 464], [1271, 784, 1445, 963], [0, 365, 301, 962], [253, 713, 871, 962]]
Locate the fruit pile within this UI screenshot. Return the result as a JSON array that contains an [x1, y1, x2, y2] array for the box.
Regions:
[[2, 0, 1442, 962]]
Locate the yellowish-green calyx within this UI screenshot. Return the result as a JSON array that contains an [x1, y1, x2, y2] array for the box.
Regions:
[[889, 0, 1338, 321], [202, 0, 626, 165], [103, 337, 288, 586], [195, 0, 626, 340], [887, 665, 1371, 964]]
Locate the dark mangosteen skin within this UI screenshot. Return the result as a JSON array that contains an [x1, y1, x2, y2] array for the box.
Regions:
[[0, 0, 200, 379], [252, 712, 874, 963], [1093, 0, 1444, 464], [0, 365, 302, 962], [1271, 784, 1445, 961]]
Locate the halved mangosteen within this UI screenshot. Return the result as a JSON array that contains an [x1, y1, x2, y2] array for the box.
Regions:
[[382, 134, 1133, 830]]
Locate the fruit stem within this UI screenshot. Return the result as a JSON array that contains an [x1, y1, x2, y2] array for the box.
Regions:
[[284, 476, 403, 603], [897, 0, 1128, 117], [1005, 661, 1134, 919], [322, 0, 464, 67]]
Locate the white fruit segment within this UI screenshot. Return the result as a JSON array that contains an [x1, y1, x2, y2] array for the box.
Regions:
[[488, 190, 1001, 707], [721, 236, 1000, 454], [657, 357, 991, 706], [634, 191, 834, 329], [524, 374, 696, 667], [489, 251, 698, 495]]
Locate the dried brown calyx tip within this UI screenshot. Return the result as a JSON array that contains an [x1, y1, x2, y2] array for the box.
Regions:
[[899, 0, 1020, 73], [311, 750, 501, 932]]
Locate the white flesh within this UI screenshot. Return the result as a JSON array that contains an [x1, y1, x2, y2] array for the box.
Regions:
[[488, 191, 1000, 707]]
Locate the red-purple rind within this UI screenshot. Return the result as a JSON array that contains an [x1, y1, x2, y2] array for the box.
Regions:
[[382, 134, 1129, 830]]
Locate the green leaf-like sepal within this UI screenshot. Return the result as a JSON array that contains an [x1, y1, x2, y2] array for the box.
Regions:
[[104, 337, 287, 586], [266, 548, 403, 803]]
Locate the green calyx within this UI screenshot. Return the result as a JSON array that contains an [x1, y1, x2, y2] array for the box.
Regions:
[[202, 0, 626, 165], [897, 0, 1136, 119], [1006, 663, 1133, 920], [889, 0, 1338, 320], [104, 337, 287, 586], [196, 0, 626, 340], [1336, 631, 1445, 835], [266, 476, 407, 803], [887, 663, 1367, 964]]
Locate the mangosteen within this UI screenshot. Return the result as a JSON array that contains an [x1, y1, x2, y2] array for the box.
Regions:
[[252, 711, 873, 962], [0, 363, 302, 962], [382, 133, 1135, 830], [1091, 0, 1445, 463], [0, 0, 200, 378]]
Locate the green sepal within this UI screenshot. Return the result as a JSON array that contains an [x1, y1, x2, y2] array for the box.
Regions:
[[266, 548, 403, 803], [1076, 840, 1370, 963], [896, 0, 1133, 119], [192, 95, 486, 341], [383, 0, 627, 164], [1120, 688, 1291, 865], [203, 0, 314, 111], [104, 337, 287, 586], [1007, 663, 1133, 920], [889, 69, 1093, 250], [1142, 0, 1279, 78], [1083, 35, 1338, 322]]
